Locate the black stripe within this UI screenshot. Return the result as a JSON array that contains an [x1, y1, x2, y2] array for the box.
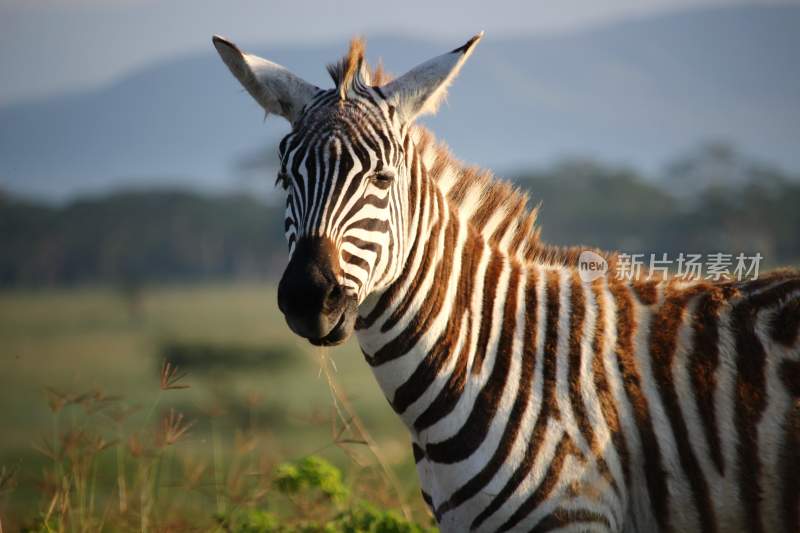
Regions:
[[425, 263, 520, 464], [437, 269, 536, 515], [471, 271, 558, 530]]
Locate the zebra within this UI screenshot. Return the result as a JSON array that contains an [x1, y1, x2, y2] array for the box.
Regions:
[[213, 33, 800, 532]]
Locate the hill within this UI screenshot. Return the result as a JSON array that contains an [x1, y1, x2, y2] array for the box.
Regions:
[[1, 5, 798, 200]]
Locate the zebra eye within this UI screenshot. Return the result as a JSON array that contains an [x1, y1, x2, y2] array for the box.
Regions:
[[370, 170, 395, 188], [275, 170, 289, 191]]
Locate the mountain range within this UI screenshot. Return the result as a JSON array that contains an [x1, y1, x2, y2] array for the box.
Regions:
[[1, 4, 798, 201]]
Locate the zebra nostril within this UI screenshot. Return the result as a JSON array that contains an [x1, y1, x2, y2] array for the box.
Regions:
[[326, 284, 345, 309]]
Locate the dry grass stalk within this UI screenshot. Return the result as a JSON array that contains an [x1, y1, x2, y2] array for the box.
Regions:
[[160, 361, 190, 390], [315, 347, 412, 521]]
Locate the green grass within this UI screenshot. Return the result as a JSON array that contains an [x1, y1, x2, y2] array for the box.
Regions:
[[0, 283, 424, 531]]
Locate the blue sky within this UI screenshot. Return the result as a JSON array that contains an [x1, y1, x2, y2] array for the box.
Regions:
[[0, 0, 767, 106]]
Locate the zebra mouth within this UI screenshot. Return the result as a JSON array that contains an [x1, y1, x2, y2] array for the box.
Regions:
[[307, 299, 357, 347]]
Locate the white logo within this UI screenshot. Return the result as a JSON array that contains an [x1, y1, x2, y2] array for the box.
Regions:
[[578, 250, 608, 282]]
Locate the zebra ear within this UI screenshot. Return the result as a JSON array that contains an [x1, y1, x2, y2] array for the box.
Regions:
[[213, 35, 319, 123], [382, 32, 483, 123]]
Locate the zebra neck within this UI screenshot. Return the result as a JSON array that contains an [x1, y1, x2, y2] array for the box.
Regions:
[[355, 179, 500, 430]]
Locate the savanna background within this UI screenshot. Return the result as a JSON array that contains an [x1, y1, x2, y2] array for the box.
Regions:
[[1, 0, 799, 531]]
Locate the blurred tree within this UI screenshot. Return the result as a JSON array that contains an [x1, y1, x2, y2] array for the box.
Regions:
[[662, 141, 788, 200], [0, 190, 289, 286], [513, 148, 800, 265], [513, 158, 677, 252], [233, 143, 284, 204], [1, 143, 798, 287]]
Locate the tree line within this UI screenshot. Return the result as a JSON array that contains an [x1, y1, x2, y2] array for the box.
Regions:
[[1, 144, 797, 287]]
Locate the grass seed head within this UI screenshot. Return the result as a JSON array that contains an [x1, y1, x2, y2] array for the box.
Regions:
[[160, 360, 190, 391], [158, 409, 194, 447]]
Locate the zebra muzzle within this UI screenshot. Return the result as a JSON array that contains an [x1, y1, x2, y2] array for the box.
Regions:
[[277, 237, 358, 346]]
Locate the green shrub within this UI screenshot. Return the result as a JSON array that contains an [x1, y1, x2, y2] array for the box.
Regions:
[[223, 456, 436, 533], [273, 456, 349, 505]]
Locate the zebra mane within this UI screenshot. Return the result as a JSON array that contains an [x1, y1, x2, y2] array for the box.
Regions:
[[409, 127, 617, 268], [331, 38, 616, 268], [326, 38, 393, 100]]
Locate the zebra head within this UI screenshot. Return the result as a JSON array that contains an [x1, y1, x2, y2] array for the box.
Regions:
[[214, 33, 482, 345]]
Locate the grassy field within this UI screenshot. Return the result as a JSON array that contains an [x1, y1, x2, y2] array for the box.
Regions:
[[0, 283, 428, 531]]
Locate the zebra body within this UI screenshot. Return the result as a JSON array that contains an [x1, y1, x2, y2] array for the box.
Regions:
[[358, 230, 800, 532], [214, 33, 800, 532]]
